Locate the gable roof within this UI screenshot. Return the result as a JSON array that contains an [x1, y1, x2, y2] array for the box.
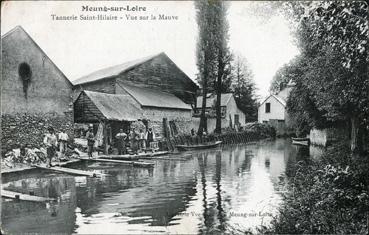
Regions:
[[73, 53, 161, 85], [72, 52, 198, 89], [1, 26, 73, 87], [119, 83, 192, 110], [259, 94, 287, 107], [196, 93, 233, 108], [83, 90, 143, 121]]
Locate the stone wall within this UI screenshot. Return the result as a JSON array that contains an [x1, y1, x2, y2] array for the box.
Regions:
[[142, 107, 196, 138], [309, 128, 348, 147], [1, 112, 74, 153]]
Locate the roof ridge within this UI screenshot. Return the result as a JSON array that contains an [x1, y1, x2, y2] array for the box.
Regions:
[[72, 52, 164, 85], [1, 25, 74, 87], [1, 25, 24, 39]]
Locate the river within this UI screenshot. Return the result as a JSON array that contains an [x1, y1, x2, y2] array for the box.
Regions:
[[1, 139, 320, 234]]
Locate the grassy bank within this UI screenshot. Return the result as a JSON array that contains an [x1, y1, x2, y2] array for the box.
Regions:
[[259, 142, 369, 234]]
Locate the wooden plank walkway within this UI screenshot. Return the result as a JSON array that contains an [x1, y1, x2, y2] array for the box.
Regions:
[[86, 157, 155, 167], [2, 189, 56, 202], [99, 151, 168, 161], [32, 165, 99, 177]]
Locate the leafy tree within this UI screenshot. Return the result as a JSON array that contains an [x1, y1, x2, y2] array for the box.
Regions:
[[195, 0, 217, 135], [195, 0, 231, 134], [230, 55, 259, 122], [269, 56, 300, 94], [213, 0, 231, 134], [281, 1, 368, 152]]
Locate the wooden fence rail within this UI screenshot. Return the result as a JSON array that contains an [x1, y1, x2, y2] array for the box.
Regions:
[[163, 131, 268, 151]]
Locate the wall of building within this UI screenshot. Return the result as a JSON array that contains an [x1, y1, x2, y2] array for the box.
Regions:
[[115, 53, 197, 105], [142, 107, 193, 138], [226, 97, 246, 126], [73, 78, 116, 100], [309, 128, 348, 147], [1, 27, 74, 151], [206, 118, 229, 133], [258, 96, 285, 123], [1, 27, 73, 115]]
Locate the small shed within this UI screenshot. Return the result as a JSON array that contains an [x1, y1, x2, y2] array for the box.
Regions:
[[74, 90, 143, 153]]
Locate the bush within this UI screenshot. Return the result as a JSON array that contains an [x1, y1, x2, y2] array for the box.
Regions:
[[259, 142, 369, 234], [244, 122, 276, 138]]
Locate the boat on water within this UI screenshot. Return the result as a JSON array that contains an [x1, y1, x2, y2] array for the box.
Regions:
[[291, 137, 310, 146], [176, 141, 222, 151]]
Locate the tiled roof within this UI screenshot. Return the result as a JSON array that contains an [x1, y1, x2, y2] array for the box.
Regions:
[[84, 90, 143, 121], [196, 93, 233, 108], [120, 83, 192, 110]]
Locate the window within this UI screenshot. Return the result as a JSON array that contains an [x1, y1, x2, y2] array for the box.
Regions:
[[278, 120, 285, 123], [265, 103, 271, 113], [18, 62, 32, 99], [234, 114, 239, 125], [263, 121, 268, 124]]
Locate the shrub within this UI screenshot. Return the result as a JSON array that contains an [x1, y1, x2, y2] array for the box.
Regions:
[[260, 142, 369, 234], [244, 122, 276, 138]]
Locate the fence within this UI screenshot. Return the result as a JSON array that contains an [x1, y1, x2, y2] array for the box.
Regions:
[[161, 130, 270, 151]]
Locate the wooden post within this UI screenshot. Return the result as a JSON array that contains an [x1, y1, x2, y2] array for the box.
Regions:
[[103, 121, 108, 154]]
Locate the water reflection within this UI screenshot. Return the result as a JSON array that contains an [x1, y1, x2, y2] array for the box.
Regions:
[[2, 139, 313, 234]]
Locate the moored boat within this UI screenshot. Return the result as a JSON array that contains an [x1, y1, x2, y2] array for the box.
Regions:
[[291, 137, 310, 146], [176, 141, 222, 151]]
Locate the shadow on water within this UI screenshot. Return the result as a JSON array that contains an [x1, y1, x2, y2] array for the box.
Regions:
[[1, 138, 317, 234]]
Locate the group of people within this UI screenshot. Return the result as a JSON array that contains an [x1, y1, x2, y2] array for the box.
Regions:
[[43, 125, 156, 166], [115, 128, 155, 155], [43, 126, 69, 167]]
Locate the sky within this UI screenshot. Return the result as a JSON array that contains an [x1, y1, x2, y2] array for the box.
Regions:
[[1, 1, 299, 98]]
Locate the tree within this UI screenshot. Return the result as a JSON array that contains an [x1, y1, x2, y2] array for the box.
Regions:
[[195, 0, 217, 135], [230, 55, 259, 122], [269, 56, 300, 94], [195, 0, 231, 135], [213, 0, 231, 134], [282, 1, 369, 152]]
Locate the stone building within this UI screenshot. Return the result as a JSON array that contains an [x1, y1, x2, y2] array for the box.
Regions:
[[1, 26, 74, 151], [258, 80, 295, 135], [73, 52, 198, 141], [194, 93, 246, 133]]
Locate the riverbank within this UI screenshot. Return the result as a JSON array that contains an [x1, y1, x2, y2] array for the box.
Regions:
[[259, 142, 369, 234], [1, 151, 169, 175]]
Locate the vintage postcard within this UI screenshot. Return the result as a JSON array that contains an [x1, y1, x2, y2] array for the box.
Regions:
[[1, 1, 368, 234]]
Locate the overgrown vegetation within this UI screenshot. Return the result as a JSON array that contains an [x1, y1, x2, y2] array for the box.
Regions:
[[259, 142, 369, 234], [271, 1, 369, 152]]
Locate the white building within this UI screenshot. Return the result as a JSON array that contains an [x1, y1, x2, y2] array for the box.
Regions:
[[194, 93, 246, 133], [258, 81, 295, 135]]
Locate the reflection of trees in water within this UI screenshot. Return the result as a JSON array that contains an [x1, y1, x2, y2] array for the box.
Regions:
[[75, 160, 198, 226], [285, 145, 311, 178], [198, 153, 209, 233], [215, 151, 226, 232], [197, 151, 232, 234]]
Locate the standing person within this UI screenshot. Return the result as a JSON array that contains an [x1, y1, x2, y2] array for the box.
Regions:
[[58, 130, 69, 158], [139, 129, 146, 152], [129, 128, 138, 154], [191, 128, 195, 136], [86, 125, 95, 159], [146, 128, 155, 149], [44, 126, 58, 167], [115, 129, 127, 155]]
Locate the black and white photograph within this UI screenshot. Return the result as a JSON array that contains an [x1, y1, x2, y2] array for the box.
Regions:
[[1, 1, 368, 234]]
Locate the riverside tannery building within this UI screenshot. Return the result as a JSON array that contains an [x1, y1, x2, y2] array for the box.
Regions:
[[1, 26, 74, 152], [73, 52, 198, 148]]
